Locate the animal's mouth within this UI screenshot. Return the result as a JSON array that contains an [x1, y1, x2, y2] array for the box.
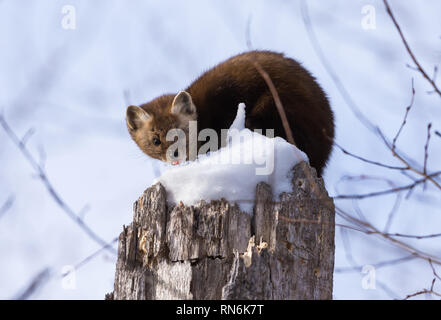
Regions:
[[171, 160, 180, 165]]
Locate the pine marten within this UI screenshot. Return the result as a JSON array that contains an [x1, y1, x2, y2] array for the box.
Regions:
[[126, 50, 334, 176]]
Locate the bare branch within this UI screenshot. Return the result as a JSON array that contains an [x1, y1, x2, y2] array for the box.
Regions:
[[378, 128, 441, 190], [14, 268, 51, 300], [62, 237, 119, 278], [0, 195, 14, 219], [0, 114, 116, 255], [432, 66, 439, 83], [21, 127, 36, 146], [300, 0, 378, 134], [334, 171, 441, 200], [245, 14, 294, 145], [403, 283, 441, 300], [245, 14, 325, 203], [383, 0, 441, 98], [429, 259, 441, 282], [392, 79, 415, 151], [301, 0, 432, 175], [335, 254, 417, 273], [385, 232, 441, 240], [383, 189, 403, 233], [423, 123, 432, 175], [301, 0, 441, 298], [336, 208, 441, 266], [338, 222, 441, 240], [333, 141, 408, 170]]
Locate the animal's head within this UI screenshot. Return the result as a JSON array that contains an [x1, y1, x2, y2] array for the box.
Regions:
[[126, 91, 197, 164]]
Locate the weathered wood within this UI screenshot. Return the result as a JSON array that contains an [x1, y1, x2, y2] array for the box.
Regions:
[[107, 161, 335, 300]]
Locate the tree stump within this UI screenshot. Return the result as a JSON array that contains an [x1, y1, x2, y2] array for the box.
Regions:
[[106, 161, 335, 300]]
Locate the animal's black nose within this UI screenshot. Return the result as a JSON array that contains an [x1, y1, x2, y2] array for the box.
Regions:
[[174, 150, 179, 158]]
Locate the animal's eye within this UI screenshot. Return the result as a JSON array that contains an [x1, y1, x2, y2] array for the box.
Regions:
[[153, 137, 161, 146]]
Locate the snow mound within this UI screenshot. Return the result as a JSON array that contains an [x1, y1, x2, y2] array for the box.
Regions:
[[154, 103, 309, 214]]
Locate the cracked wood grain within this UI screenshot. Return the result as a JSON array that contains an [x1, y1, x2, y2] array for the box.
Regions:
[[107, 161, 335, 300]]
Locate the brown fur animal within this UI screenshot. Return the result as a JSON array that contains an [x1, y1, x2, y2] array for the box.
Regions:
[[126, 50, 334, 176]]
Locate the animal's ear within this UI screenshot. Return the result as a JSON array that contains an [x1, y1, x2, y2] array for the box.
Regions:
[[126, 105, 151, 130], [171, 91, 197, 119]]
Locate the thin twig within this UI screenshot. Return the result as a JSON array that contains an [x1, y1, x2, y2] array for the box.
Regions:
[[249, 61, 295, 146], [0, 195, 14, 218], [338, 223, 401, 299], [333, 141, 408, 170], [383, 0, 441, 98], [0, 114, 116, 255], [245, 15, 324, 202], [62, 237, 119, 278], [378, 128, 441, 190], [337, 223, 441, 240], [245, 15, 294, 145], [336, 208, 441, 266], [387, 232, 441, 240], [340, 227, 357, 267], [403, 278, 441, 300], [300, 0, 378, 134], [334, 171, 441, 199], [423, 123, 432, 175], [335, 254, 417, 273], [383, 189, 403, 233], [392, 79, 415, 151], [301, 0, 427, 171], [14, 268, 51, 300]]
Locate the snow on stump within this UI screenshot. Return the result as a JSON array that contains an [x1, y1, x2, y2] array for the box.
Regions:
[[107, 161, 335, 300]]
